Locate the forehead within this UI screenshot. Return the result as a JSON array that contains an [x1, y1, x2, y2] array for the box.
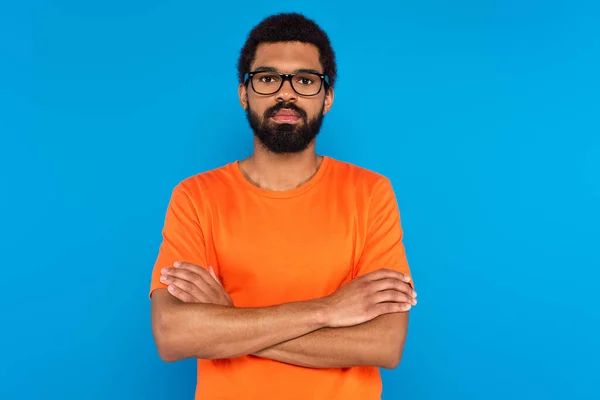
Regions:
[[251, 42, 323, 73]]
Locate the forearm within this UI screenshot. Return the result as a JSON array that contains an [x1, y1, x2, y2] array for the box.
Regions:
[[153, 290, 328, 361], [253, 313, 407, 369]]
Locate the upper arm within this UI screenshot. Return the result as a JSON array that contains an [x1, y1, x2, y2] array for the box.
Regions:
[[149, 182, 208, 299], [354, 177, 414, 288], [354, 177, 413, 366]]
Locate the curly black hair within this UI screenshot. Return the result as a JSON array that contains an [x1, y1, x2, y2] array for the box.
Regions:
[[237, 12, 337, 89]]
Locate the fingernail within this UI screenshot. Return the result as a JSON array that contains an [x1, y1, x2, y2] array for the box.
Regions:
[[161, 268, 168, 274], [413, 291, 417, 298], [168, 285, 175, 292], [173, 261, 181, 267], [412, 299, 417, 305], [160, 276, 167, 282]]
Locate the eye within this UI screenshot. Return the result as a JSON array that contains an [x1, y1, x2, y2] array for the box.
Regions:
[[296, 76, 314, 85], [259, 74, 280, 84]]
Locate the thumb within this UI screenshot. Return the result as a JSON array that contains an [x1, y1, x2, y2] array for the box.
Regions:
[[209, 266, 222, 286]]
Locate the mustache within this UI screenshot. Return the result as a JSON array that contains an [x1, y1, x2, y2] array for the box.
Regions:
[[265, 103, 307, 119]]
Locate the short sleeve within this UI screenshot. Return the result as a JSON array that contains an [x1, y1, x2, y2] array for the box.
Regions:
[[149, 182, 208, 298], [354, 178, 414, 289]]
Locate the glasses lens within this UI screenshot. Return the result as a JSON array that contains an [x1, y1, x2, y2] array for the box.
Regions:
[[292, 73, 322, 95], [252, 72, 282, 95], [252, 72, 322, 95]]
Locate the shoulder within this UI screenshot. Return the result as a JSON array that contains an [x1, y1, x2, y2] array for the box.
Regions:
[[326, 158, 400, 218], [325, 157, 399, 210], [170, 161, 238, 201], [326, 156, 393, 193]]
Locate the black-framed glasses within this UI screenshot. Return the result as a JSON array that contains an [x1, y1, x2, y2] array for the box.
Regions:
[[244, 70, 330, 96]]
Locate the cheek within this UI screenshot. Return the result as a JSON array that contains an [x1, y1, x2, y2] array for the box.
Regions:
[[248, 96, 271, 114], [304, 102, 325, 118]]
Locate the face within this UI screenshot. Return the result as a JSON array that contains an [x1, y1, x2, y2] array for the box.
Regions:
[[239, 42, 334, 154]]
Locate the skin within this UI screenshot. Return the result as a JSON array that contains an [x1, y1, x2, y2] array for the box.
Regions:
[[151, 41, 416, 369], [237, 42, 334, 191], [159, 263, 416, 368]]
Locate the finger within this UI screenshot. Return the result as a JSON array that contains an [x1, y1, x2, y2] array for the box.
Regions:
[[162, 268, 204, 288], [166, 264, 231, 305], [371, 278, 417, 297], [163, 265, 218, 296], [174, 262, 223, 294], [161, 275, 203, 302], [173, 262, 212, 279], [365, 268, 412, 284], [167, 284, 196, 303], [373, 289, 417, 305], [209, 266, 223, 287], [165, 265, 206, 281], [374, 302, 412, 316]]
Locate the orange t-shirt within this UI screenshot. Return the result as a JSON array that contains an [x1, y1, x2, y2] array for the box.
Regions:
[[149, 155, 413, 400]]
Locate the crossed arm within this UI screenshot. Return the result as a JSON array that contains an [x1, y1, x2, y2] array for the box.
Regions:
[[151, 275, 412, 369], [251, 310, 409, 369], [151, 178, 415, 370]]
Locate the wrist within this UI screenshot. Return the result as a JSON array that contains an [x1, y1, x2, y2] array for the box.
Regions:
[[309, 297, 332, 329]]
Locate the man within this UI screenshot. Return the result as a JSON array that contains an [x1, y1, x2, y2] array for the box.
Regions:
[[149, 12, 417, 400]]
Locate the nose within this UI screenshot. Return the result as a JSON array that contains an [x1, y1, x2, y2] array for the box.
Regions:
[[276, 77, 298, 103]]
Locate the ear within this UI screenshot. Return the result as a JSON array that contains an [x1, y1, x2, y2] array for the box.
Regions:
[[238, 83, 248, 110], [322, 87, 334, 115]]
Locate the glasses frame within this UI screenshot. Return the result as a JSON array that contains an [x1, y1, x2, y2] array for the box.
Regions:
[[244, 70, 330, 97]]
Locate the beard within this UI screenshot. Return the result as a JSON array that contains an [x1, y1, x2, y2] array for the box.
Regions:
[[246, 101, 325, 154]]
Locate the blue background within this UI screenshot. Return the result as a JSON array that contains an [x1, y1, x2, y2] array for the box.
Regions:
[[1, 1, 599, 399]]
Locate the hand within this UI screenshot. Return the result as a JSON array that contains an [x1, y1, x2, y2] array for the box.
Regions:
[[160, 262, 233, 306], [321, 269, 416, 328]]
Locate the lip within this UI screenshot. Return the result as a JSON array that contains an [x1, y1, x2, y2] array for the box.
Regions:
[[273, 109, 300, 116], [270, 115, 301, 123]]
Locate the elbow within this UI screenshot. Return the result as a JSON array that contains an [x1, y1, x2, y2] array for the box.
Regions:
[[152, 311, 223, 362], [151, 290, 218, 362], [157, 346, 181, 363], [153, 310, 209, 362], [380, 342, 405, 370], [155, 336, 183, 363], [153, 313, 185, 362], [381, 352, 402, 370]]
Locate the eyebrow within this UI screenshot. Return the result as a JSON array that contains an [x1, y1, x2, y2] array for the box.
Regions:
[[252, 66, 324, 75]]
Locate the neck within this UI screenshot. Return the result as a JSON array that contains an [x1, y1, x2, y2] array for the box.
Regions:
[[239, 141, 323, 191]]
